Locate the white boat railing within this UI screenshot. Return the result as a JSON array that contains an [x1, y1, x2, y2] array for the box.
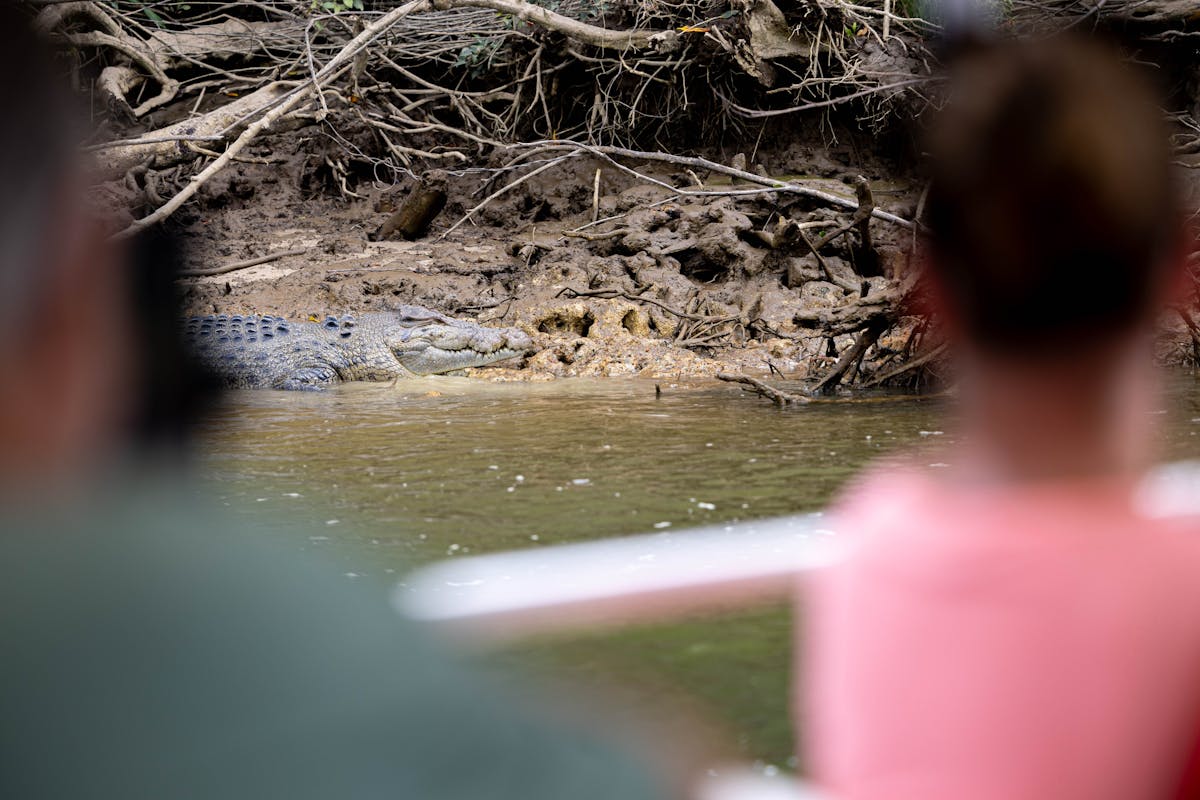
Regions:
[[395, 513, 845, 800], [396, 512, 845, 640]]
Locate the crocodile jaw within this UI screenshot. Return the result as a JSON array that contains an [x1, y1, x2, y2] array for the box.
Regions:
[[398, 345, 527, 375], [395, 327, 533, 375]]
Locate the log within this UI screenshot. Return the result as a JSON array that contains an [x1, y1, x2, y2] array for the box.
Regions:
[[372, 171, 449, 240]]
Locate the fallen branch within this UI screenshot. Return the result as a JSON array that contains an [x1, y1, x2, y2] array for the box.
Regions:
[[520, 141, 915, 229], [439, 155, 574, 239], [810, 317, 888, 393], [720, 77, 935, 118], [433, 0, 674, 51], [716, 372, 811, 405], [799, 228, 862, 293], [179, 247, 308, 278], [862, 341, 947, 387]]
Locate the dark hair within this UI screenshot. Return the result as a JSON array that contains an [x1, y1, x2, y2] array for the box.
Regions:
[[924, 36, 1180, 355]]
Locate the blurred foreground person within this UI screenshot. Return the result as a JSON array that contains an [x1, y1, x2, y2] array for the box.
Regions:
[[0, 9, 666, 800], [801, 38, 1200, 799]]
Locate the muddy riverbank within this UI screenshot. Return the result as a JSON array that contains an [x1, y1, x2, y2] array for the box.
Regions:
[[174, 124, 936, 384], [168, 100, 1200, 386]]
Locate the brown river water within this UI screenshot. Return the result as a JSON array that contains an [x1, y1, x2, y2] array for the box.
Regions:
[[194, 373, 1200, 771]]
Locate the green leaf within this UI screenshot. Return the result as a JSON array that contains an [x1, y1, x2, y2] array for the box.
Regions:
[[142, 6, 164, 25]]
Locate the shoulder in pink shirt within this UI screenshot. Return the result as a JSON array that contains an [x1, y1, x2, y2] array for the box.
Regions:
[[801, 465, 1200, 800]]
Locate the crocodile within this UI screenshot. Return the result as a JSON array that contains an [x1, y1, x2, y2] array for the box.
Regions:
[[183, 306, 534, 390]]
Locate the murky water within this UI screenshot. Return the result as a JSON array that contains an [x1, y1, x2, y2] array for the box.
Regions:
[[195, 373, 1200, 770]]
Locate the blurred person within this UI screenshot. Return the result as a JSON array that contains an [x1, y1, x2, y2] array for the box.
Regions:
[[0, 7, 669, 799], [799, 37, 1200, 799]]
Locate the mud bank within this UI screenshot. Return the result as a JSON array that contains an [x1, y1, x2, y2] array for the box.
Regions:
[[176, 131, 942, 385]]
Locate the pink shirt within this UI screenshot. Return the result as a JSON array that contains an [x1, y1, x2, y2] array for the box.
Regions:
[[801, 466, 1200, 800]]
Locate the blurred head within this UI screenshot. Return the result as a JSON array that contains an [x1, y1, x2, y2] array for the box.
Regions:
[[924, 36, 1182, 361], [0, 6, 216, 490], [0, 6, 134, 486]]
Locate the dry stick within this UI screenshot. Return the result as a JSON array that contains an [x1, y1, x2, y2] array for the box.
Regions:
[[562, 227, 631, 241], [715, 373, 811, 406], [592, 167, 602, 223], [719, 78, 935, 119], [808, 175, 876, 253], [438, 157, 573, 240], [565, 197, 673, 234], [111, 79, 318, 241], [522, 141, 914, 228], [84, 133, 225, 152], [862, 342, 947, 387], [60, 29, 180, 117], [112, 0, 432, 241], [180, 247, 308, 277], [799, 229, 861, 293], [433, 0, 668, 50], [810, 317, 888, 393]]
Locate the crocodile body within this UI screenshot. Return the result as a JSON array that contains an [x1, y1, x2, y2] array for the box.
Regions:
[[184, 306, 533, 390]]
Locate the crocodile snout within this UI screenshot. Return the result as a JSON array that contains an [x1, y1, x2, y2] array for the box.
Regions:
[[500, 326, 533, 354]]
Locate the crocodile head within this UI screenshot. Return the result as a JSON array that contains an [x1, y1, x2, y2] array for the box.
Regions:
[[385, 306, 534, 375]]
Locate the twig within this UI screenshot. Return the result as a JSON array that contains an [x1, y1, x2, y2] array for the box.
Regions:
[[718, 78, 936, 119], [84, 134, 225, 152], [862, 341, 947, 387], [439, 156, 572, 239], [180, 247, 307, 277], [799, 229, 860, 293], [716, 373, 811, 406], [811, 318, 888, 393], [432, 0, 673, 51], [518, 141, 915, 229], [592, 167, 602, 223]]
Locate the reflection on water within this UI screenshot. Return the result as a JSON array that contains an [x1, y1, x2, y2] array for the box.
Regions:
[[194, 373, 1200, 769]]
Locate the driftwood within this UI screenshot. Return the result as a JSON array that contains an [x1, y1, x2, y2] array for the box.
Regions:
[[372, 172, 448, 241], [716, 373, 811, 405]]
